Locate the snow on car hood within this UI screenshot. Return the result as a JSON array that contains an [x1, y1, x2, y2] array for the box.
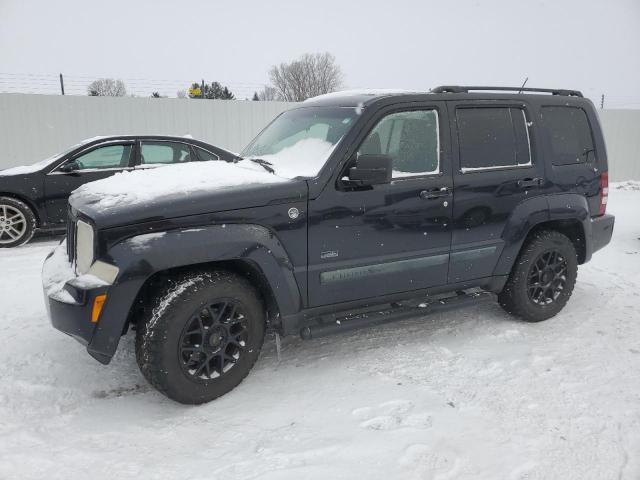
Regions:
[[0, 136, 107, 176], [70, 160, 290, 212], [0, 156, 60, 176]]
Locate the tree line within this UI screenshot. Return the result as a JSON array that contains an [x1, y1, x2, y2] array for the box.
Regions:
[[87, 52, 342, 102]]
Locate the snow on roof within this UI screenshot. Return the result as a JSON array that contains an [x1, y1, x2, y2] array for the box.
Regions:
[[70, 160, 289, 211], [305, 89, 425, 103]]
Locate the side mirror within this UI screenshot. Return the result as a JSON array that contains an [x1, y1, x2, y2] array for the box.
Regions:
[[59, 160, 80, 173], [348, 154, 392, 186]]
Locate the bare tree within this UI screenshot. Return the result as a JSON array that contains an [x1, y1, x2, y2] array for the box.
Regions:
[[256, 86, 282, 101], [268, 52, 342, 102], [87, 78, 127, 96], [176, 89, 187, 99]]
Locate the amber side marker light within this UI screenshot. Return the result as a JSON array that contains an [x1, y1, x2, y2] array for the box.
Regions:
[[92, 294, 107, 323]]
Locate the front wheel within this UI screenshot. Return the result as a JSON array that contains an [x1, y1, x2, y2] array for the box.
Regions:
[[0, 197, 36, 248], [498, 230, 578, 322], [135, 270, 265, 404]]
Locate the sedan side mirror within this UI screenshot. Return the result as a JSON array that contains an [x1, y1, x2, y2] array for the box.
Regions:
[[59, 160, 80, 173], [348, 154, 392, 186]]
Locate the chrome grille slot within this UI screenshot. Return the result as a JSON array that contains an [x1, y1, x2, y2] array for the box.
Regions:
[[66, 216, 76, 264]]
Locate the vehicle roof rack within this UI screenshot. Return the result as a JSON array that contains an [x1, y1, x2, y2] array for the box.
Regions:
[[430, 85, 583, 97]]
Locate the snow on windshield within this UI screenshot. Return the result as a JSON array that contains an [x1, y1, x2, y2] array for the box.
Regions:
[[241, 106, 357, 178], [243, 138, 337, 178], [71, 160, 288, 211]]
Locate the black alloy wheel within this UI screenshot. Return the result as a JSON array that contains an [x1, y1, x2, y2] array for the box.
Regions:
[[498, 230, 578, 322], [136, 270, 265, 404], [527, 250, 568, 305], [179, 300, 249, 380]]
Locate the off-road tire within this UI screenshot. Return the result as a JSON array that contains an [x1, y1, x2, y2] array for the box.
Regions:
[[498, 230, 578, 322], [0, 196, 36, 248], [135, 270, 265, 404]]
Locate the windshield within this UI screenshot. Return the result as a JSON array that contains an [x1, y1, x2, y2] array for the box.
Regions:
[[240, 107, 358, 178]]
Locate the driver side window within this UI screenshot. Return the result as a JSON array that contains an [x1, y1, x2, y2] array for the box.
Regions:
[[72, 145, 132, 170], [358, 110, 440, 178]]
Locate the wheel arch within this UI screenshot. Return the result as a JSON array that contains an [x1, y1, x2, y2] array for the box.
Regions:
[[88, 224, 302, 361], [526, 219, 587, 264], [493, 193, 592, 276], [125, 258, 282, 334]]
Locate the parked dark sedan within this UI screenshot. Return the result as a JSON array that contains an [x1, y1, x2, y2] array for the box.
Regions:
[[0, 135, 239, 247]]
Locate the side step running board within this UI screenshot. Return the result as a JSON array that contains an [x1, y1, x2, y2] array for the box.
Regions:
[[300, 290, 495, 340]]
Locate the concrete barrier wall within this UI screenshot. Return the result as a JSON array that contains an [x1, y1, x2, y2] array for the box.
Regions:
[[0, 94, 294, 169], [597, 109, 640, 182], [0, 94, 638, 181]]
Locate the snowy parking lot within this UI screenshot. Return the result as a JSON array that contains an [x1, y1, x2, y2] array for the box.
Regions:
[[0, 184, 638, 480]]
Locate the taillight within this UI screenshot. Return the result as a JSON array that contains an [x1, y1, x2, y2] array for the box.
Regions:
[[599, 171, 608, 216]]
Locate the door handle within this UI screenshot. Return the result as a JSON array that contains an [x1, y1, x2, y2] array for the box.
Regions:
[[517, 177, 543, 188], [419, 187, 450, 200]]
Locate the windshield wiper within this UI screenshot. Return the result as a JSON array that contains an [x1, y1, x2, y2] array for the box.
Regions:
[[248, 158, 275, 174]]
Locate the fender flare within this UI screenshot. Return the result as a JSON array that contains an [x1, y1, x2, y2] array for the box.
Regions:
[[492, 193, 591, 276], [87, 224, 301, 363]]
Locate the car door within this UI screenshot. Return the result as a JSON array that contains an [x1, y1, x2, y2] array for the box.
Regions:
[[44, 141, 136, 225], [307, 102, 453, 307], [447, 101, 545, 283], [136, 140, 196, 169]]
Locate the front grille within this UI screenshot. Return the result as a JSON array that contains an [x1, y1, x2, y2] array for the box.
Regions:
[[66, 215, 76, 264]]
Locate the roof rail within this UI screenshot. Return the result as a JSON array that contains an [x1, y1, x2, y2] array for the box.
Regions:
[[430, 85, 583, 97]]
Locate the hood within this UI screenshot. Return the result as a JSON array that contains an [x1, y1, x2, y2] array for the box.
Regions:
[[69, 160, 307, 229], [0, 160, 53, 177]]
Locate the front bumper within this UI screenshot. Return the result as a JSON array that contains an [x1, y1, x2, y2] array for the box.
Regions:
[[42, 245, 112, 364], [590, 213, 615, 254]]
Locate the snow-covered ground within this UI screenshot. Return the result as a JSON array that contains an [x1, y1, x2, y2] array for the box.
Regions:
[[0, 185, 639, 480]]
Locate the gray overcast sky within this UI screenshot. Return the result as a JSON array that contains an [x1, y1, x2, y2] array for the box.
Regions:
[[1, 0, 639, 106]]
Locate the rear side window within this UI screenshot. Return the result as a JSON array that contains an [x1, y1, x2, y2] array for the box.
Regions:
[[541, 107, 595, 165], [195, 146, 220, 162], [456, 107, 531, 172], [140, 142, 192, 165]]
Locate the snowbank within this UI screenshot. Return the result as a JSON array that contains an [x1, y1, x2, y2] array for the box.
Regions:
[[612, 180, 640, 191], [70, 160, 289, 212]]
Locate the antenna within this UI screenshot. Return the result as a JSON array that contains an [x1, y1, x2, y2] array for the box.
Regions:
[[518, 77, 529, 94]]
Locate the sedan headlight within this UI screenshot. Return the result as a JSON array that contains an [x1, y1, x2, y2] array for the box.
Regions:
[[75, 220, 95, 275]]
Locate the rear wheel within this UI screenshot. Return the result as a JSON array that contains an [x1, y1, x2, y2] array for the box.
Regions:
[[0, 197, 36, 248], [498, 230, 578, 322], [135, 270, 265, 404]]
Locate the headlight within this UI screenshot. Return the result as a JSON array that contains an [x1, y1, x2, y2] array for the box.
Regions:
[[75, 220, 95, 275]]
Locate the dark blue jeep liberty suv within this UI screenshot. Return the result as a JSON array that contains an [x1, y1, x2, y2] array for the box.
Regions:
[[43, 86, 615, 404]]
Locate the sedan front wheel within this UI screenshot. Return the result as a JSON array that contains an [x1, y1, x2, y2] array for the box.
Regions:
[[0, 197, 36, 248]]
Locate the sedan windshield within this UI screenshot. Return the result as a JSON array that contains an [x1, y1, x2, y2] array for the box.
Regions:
[[241, 107, 358, 178]]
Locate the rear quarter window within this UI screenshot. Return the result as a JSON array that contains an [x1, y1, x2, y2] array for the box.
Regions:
[[541, 106, 595, 166]]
